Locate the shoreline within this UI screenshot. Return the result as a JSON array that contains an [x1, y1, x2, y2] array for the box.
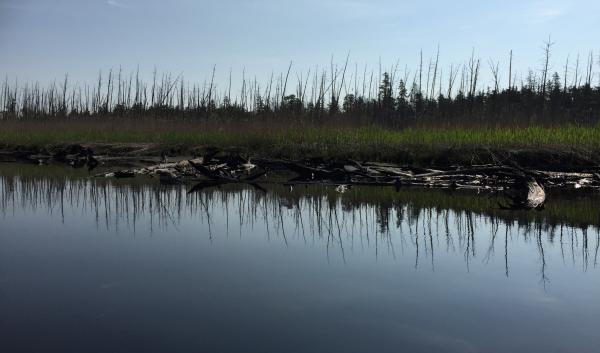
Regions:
[[1, 142, 598, 212], [1, 162, 599, 229], [0, 141, 598, 172]]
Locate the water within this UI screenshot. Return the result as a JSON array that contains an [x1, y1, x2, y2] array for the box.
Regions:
[[1, 165, 600, 353]]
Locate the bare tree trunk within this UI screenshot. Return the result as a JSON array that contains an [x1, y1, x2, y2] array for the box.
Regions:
[[541, 36, 553, 97], [563, 55, 569, 93], [419, 50, 423, 95], [282, 61, 293, 104], [431, 45, 439, 99], [508, 50, 513, 91]]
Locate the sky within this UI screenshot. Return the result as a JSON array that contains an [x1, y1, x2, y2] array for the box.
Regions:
[[1, 0, 599, 92]]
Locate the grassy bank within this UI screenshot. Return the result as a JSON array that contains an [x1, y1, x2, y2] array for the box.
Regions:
[[1, 119, 599, 163]]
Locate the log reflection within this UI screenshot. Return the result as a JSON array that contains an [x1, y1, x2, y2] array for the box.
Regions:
[[2, 171, 600, 283]]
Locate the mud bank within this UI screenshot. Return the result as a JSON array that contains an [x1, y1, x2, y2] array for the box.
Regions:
[[0, 142, 598, 172]]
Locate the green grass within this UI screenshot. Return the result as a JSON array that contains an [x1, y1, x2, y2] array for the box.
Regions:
[[1, 120, 600, 161], [2, 124, 599, 147]]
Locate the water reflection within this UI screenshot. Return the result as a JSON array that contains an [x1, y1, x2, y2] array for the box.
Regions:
[[2, 169, 599, 286], [3, 167, 600, 353]]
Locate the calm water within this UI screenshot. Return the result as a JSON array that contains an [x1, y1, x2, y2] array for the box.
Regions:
[[1, 166, 600, 353]]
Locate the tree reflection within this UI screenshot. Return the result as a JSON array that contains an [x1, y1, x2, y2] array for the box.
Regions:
[[2, 172, 600, 285]]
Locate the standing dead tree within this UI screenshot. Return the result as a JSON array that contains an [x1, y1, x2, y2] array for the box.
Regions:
[[541, 36, 554, 98], [489, 60, 500, 93], [508, 50, 513, 91]]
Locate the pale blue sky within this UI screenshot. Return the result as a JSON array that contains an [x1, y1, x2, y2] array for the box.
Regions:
[[1, 0, 599, 91]]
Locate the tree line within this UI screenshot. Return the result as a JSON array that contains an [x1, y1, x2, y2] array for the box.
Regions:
[[2, 45, 600, 127]]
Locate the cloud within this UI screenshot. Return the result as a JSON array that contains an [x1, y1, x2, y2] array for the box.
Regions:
[[530, 7, 564, 23], [107, 0, 130, 9]]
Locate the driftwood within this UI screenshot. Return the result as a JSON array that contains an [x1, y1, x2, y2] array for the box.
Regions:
[[95, 150, 600, 211], [499, 179, 546, 210], [8, 143, 595, 211]]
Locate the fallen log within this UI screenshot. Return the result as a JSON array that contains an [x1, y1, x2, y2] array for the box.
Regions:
[[500, 179, 546, 210], [94, 151, 597, 211], [113, 171, 135, 178]]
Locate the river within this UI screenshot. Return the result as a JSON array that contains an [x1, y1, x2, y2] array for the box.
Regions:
[[1, 165, 599, 353]]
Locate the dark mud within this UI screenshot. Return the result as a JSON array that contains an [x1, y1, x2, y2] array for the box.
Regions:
[[0, 142, 598, 172]]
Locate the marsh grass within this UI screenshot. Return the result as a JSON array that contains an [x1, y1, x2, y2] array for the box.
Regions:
[[1, 118, 598, 160]]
